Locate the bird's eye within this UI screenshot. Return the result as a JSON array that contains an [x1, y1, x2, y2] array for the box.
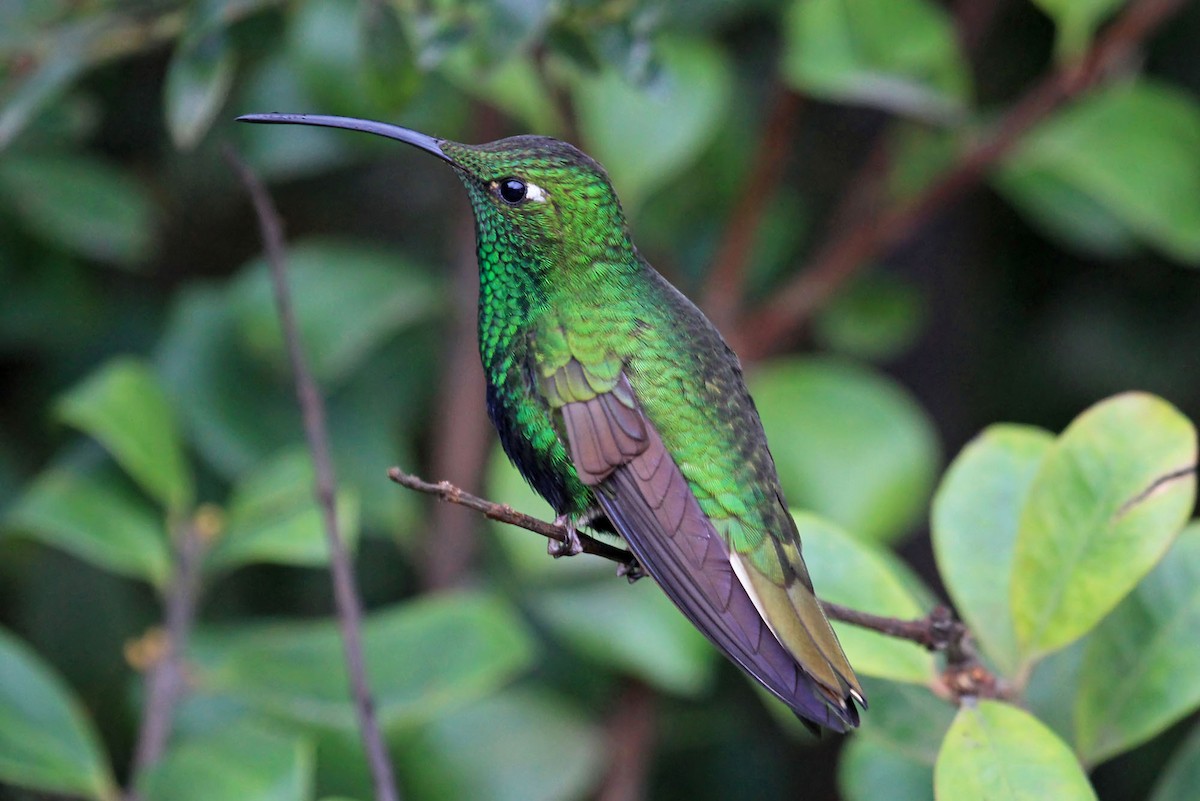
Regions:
[[498, 178, 527, 204]]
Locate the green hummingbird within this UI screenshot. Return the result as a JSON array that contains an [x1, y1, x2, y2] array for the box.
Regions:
[[237, 113, 864, 732]]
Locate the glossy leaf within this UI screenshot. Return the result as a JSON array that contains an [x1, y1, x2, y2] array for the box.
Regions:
[[750, 358, 940, 544], [1150, 719, 1200, 801], [1023, 638, 1087, 745], [932, 425, 1054, 676], [796, 512, 935, 683], [997, 82, 1200, 264], [5, 464, 170, 587], [840, 734, 934, 801], [531, 579, 714, 697], [230, 240, 440, 386], [206, 448, 360, 573], [0, 627, 116, 800], [572, 35, 733, 209], [56, 358, 194, 512], [1011, 393, 1196, 662], [397, 688, 603, 801], [857, 676, 956, 762], [164, 8, 236, 150], [781, 0, 969, 122], [139, 722, 312, 801], [192, 592, 535, 729], [1075, 523, 1200, 765], [935, 700, 1097, 801], [0, 153, 154, 267]]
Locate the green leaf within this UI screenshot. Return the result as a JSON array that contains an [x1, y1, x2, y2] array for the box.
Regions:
[[0, 626, 116, 800], [1150, 719, 1200, 801], [56, 358, 194, 513], [988, 168, 1139, 259], [1011, 392, 1196, 663], [156, 285, 301, 478], [206, 448, 360, 574], [164, 8, 236, 150], [139, 721, 312, 801], [1028, 0, 1126, 58], [1075, 523, 1200, 765], [358, 0, 420, 110], [932, 425, 1054, 676], [0, 20, 91, 149], [813, 272, 926, 361], [936, 700, 1097, 800], [230, 240, 440, 386], [0, 153, 155, 267], [750, 358, 940, 544], [796, 513, 935, 684], [397, 687, 604, 801], [530, 579, 715, 697], [781, 0, 969, 122], [857, 676, 956, 763], [996, 82, 1200, 264], [1023, 638, 1087, 745], [839, 734, 934, 801], [193, 592, 535, 729], [572, 35, 733, 209], [439, 52, 560, 134], [5, 464, 170, 587], [286, 0, 376, 116]]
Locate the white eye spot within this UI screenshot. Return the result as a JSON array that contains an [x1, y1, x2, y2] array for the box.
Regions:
[[524, 181, 548, 203]]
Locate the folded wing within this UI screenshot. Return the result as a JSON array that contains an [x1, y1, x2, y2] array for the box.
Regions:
[[542, 358, 860, 731]]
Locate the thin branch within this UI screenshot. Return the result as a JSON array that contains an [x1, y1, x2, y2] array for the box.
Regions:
[[739, 0, 1187, 360], [387, 468, 998, 698], [126, 518, 205, 798], [389, 468, 639, 571], [419, 211, 492, 590], [700, 88, 802, 336], [596, 681, 658, 801], [226, 147, 400, 801]]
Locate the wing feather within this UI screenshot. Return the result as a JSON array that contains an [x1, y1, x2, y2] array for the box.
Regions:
[[550, 361, 859, 731]]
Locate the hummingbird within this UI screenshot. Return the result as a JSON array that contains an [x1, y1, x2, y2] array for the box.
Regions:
[[237, 113, 864, 732]]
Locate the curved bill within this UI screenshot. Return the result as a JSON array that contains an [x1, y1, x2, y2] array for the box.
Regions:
[[236, 113, 454, 165]]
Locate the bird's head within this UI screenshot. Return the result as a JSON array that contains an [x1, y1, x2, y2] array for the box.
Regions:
[[237, 114, 634, 275]]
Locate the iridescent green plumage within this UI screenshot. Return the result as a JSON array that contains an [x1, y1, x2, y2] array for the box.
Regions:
[[236, 113, 864, 731]]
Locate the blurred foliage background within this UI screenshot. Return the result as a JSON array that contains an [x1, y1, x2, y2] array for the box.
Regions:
[[2, 0, 1200, 800]]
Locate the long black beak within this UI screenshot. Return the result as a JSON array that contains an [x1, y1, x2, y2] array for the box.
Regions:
[[236, 113, 455, 166]]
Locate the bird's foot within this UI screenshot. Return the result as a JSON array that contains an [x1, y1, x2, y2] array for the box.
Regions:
[[549, 515, 583, 557], [617, 558, 645, 584]]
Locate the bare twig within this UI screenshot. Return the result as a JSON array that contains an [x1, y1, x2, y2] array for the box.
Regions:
[[739, 0, 1188, 360], [389, 468, 638, 570], [126, 518, 205, 798], [226, 147, 400, 801], [419, 211, 493, 590], [596, 681, 658, 801], [387, 468, 998, 697], [418, 106, 507, 590]]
